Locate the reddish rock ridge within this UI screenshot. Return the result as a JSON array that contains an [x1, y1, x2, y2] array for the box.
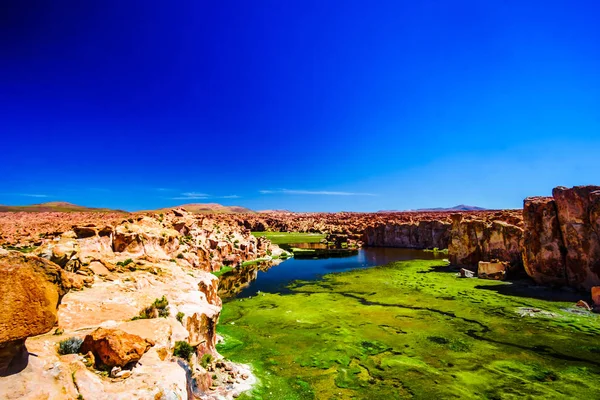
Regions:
[[523, 186, 600, 290], [448, 211, 524, 271], [237, 210, 506, 248], [0, 212, 127, 247], [363, 220, 451, 249]]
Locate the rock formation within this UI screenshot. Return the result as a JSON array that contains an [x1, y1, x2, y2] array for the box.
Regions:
[[363, 220, 450, 249], [0, 208, 270, 399], [522, 196, 567, 285], [81, 328, 154, 368], [448, 211, 524, 272], [523, 186, 600, 290], [0, 251, 73, 374]]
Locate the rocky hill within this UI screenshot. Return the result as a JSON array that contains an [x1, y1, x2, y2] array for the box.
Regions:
[[156, 203, 253, 214], [0, 208, 283, 398]]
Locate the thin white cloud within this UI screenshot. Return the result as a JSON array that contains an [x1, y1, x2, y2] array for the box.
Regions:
[[221, 195, 241, 199], [259, 189, 377, 196], [170, 192, 210, 200], [15, 193, 49, 198]]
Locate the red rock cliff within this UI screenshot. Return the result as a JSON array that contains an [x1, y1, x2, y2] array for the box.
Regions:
[[523, 186, 600, 290], [363, 220, 450, 249], [448, 211, 524, 272]]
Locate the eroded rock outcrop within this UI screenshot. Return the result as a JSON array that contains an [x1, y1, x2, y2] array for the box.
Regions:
[[522, 197, 567, 286], [0, 209, 272, 399], [0, 250, 73, 374], [523, 186, 600, 290], [448, 212, 524, 273], [364, 220, 450, 249]]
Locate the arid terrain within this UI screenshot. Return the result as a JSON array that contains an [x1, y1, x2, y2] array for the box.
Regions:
[[1, 185, 599, 399]]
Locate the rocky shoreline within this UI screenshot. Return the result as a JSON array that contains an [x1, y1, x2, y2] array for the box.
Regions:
[[0, 209, 283, 399]]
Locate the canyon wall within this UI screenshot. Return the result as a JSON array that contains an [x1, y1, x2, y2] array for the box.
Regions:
[[363, 220, 451, 249], [448, 211, 524, 272], [446, 186, 600, 290], [523, 186, 600, 290]]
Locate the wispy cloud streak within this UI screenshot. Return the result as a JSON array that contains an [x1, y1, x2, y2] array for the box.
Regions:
[[14, 193, 49, 198], [170, 192, 241, 200], [170, 192, 210, 200]]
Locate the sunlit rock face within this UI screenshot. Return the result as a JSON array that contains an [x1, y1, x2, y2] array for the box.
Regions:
[[0, 208, 272, 399], [448, 211, 524, 274], [523, 186, 600, 290], [522, 196, 567, 286], [0, 251, 72, 374], [363, 220, 450, 249]]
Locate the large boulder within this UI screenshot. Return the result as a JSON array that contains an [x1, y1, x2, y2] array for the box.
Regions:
[[80, 328, 153, 368], [0, 251, 71, 374], [478, 261, 508, 280], [553, 186, 600, 290]]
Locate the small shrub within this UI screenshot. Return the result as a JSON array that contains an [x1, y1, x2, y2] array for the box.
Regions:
[[173, 341, 195, 361], [176, 312, 185, 323], [116, 258, 133, 267], [200, 353, 213, 368], [58, 337, 83, 355], [132, 296, 169, 320], [176, 253, 184, 259]]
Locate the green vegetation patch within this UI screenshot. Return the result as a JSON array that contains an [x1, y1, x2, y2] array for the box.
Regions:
[[132, 295, 169, 320], [3, 245, 38, 253], [173, 341, 195, 361], [58, 337, 83, 355], [218, 259, 600, 399], [251, 232, 326, 245], [423, 247, 449, 255], [212, 265, 234, 278]]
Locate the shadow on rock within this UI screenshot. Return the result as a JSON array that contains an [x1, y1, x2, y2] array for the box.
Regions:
[[0, 341, 30, 377], [475, 281, 589, 303]]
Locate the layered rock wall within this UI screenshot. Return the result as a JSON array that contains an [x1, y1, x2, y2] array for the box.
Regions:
[[363, 220, 450, 249], [523, 186, 600, 290], [448, 212, 524, 271]]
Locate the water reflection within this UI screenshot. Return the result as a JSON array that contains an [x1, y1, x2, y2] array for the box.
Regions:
[[218, 247, 446, 299]]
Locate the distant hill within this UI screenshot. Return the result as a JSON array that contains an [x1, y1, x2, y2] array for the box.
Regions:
[[159, 203, 254, 214], [0, 201, 126, 213], [378, 204, 487, 213], [258, 209, 292, 214], [416, 205, 487, 212]]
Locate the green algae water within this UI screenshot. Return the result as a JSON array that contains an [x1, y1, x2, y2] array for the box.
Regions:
[[217, 257, 600, 399]]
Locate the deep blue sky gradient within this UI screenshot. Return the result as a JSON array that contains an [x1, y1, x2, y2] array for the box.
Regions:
[[1, 1, 599, 211]]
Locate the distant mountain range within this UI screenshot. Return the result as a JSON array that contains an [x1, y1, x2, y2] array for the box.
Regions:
[[378, 204, 487, 213], [0, 201, 485, 214], [157, 203, 254, 214], [0, 202, 257, 215], [0, 202, 126, 213]]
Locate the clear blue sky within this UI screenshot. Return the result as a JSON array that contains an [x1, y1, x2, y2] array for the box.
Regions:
[[1, 1, 599, 212]]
